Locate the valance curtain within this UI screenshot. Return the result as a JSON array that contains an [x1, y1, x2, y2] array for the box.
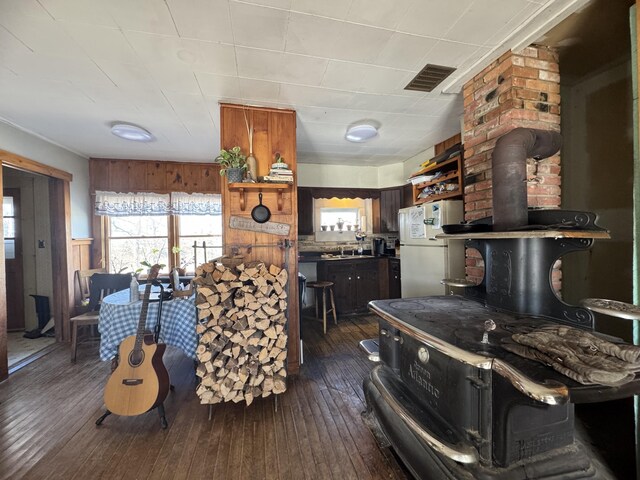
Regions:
[[95, 191, 221, 216], [94, 191, 170, 216], [170, 192, 222, 215]]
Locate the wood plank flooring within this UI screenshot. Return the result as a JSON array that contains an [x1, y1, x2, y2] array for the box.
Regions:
[[0, 313, 410, 480]]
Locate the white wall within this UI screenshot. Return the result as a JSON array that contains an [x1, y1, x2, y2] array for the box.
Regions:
[[297, 146, 436, 189], [561, 58, 633, 340], [403, 146, 435, 181], [297, 163, 380, 188], [377, 162, 405, 188], [0, 120, 91, 238]]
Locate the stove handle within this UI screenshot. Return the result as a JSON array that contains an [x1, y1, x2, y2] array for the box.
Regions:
[[370, 365, 478, 464], [493, 359, 569, 405]]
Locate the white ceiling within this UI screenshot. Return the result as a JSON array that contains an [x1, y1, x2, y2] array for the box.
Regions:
[[0, 0, 588, 166]]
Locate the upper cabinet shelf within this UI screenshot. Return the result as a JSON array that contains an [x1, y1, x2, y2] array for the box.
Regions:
[[411, 154, 462, 205], [409, 134, 463, 205], [228, 182, 292, 211]]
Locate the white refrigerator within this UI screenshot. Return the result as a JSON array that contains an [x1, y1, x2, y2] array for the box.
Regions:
[[398, 201, 465, 298]]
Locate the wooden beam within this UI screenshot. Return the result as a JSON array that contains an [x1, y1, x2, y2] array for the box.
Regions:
[[0, 172, 7, 381], [49, 178, 73, 342], [0, 149, 73, 182], [219, 102, 296, 116]]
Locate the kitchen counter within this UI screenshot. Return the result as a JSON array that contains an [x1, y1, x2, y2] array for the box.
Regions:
[[299, 254, 377, 262]]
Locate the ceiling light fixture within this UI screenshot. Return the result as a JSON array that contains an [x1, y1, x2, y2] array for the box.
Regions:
[[345, 124, 378, 143], [110, 123, 154, 142]]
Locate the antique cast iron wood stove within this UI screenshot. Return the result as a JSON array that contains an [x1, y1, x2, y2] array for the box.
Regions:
[[363, 129, 640, 479]]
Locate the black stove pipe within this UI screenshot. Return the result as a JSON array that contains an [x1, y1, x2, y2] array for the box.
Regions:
[[491, 128, 562, 231]]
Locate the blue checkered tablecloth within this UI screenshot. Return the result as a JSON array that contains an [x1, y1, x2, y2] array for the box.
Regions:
[[98, 287, 197, 361]]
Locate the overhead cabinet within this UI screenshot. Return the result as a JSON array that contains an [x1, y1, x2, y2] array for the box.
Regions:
[[380, 188, 401, 233], [297, 187, 314, 235]]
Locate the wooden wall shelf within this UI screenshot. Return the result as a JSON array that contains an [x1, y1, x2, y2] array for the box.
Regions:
[[228, 182, 291, 211], [411, 154, 462, 205], [414, 189, 461, 205], [436, 230, 611, 240]]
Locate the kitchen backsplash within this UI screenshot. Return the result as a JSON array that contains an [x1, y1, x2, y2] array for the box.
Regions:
[[298, 233, 398, 252]]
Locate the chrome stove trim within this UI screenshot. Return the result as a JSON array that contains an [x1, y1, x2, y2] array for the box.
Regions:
[[370, 304, 494, 369], [581, 298, 640, 321], [370, 304, 570, 406], [370, 365, 479, 464], [492, 360, 569, 405]]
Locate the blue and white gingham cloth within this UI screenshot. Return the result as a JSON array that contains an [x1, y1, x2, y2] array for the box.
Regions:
[[98, 287, 197, 361]]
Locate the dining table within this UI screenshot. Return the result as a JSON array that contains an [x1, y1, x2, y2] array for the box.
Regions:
[[98, 286, 197, 361]]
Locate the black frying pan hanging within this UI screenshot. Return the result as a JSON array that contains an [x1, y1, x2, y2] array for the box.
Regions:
[[251, 193, 271, 223]]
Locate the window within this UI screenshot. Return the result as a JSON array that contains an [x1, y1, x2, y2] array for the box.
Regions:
[[313, 197, 372, 242], [97, 191, 222, 275], [319, 207, 360, 232], [108, 215, 169, 274], [175, 214, 223, 272], [3, 196, 16, 259]]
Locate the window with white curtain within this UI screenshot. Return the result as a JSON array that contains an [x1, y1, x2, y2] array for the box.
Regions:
[[95, 191, 222, 275]]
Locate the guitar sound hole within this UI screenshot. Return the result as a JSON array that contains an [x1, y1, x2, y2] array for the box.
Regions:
[[128, 349, 145, 367]]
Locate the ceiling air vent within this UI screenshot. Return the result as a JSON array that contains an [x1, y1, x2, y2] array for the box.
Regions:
[[405, 64, 456, 92]]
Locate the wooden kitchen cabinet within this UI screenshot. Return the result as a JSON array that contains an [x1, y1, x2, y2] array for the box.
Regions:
[[389, 257, 401, 299], [297, 187, 314, 235], [317, 258, 381, 314], [380, 188, 401, 233]]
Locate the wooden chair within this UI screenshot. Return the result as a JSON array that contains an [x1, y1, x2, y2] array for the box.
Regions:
[[74, 268, 107, 312], [70, 273, 131, 362]]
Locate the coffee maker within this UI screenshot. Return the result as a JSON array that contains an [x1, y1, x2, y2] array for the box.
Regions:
[[372, 237, 387, 256]]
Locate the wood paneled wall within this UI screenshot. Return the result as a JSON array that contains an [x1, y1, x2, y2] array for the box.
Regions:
[[88, 159, 222, 269], [50, 177, 73, 343], [219, 104, 300, 374], [89, 159, 221, 194]]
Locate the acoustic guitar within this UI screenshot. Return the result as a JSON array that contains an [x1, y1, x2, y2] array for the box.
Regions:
[[104, 265, 170, 416]]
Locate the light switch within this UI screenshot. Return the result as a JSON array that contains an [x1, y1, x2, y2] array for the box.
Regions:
[[38, 240, 45, 248]]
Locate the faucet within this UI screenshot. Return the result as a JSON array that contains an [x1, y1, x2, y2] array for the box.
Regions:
[[340, 245, 344, 256]]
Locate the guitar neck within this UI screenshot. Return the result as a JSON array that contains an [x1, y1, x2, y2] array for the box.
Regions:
[[134, 282, 154, 351]]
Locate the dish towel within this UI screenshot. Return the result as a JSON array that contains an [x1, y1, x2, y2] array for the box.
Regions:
[[501, 325, 640, 386]]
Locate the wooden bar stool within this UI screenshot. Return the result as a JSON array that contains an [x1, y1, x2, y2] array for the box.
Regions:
[[307, 281, 337, 334]]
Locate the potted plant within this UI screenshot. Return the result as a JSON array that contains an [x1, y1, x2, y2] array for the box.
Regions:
[[271, 152, 288, 170], [215, 146, 247, 183], [171, 245, 193, 275]]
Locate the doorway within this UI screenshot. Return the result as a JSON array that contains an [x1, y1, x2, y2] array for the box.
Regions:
[[3, 168, 56, 370]]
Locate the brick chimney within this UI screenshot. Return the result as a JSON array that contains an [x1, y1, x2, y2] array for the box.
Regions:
[[462, 45, 562, 286]]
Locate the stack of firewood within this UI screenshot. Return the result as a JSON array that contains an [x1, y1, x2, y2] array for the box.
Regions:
[[193, 259, 288, 406]]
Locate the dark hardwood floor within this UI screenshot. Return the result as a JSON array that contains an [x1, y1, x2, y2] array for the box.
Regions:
[[0, 313, 410, 480]]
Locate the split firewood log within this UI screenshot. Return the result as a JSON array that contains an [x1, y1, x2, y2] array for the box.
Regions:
[[194, 259, 290, 405]]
